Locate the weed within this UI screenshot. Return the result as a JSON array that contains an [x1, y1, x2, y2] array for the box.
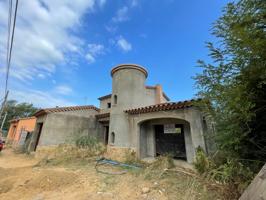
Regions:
[[36, 135, 106, 167], [194, 146, 212, 174], [194, 148, 254, 196], [143, 155, 174, 179]]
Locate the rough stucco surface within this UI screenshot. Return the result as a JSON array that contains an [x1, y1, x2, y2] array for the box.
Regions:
[[127, 108, 206, 163], [29, 109, 104, 151], [99, 97, 111, 113], [38, 113, 91, 146]]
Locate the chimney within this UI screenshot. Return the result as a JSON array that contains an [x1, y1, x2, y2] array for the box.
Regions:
[[155, 84, 163, 104]]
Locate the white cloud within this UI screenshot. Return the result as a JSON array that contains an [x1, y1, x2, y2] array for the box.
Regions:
[[55, 85, 73, 95], [98, 0, 107, 7], [0, 0, 108, 107], [85, 43, 104, 64], [117, 36, 132, 52], [85, 53, 96, 64], [88, 44, 104, 55], [9, 88, 74, 108], [0, 0, 103, 81], [112, 6, 129, 23], [37, 73, 46, 79], [105, 25, 117, 33], [131, 0, 139, 7]]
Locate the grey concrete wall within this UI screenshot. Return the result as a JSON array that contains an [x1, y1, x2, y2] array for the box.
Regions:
[[37, 113, 92, 146], [57, 109, 99, 117], [144, 88, 157, 105], [94, 120, 105, 143], [29, 109, 104, 151], [140, 121, 156, 158], [99, 97, 112, 113]]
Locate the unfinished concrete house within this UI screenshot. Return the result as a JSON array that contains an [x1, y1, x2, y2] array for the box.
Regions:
[[30, 64, 211, 163], [96, 64, 210, 163]]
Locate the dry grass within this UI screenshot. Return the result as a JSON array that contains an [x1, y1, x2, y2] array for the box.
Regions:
[[36, 143, 106, 167], [33, 146, 237, 199], [136, 155, 236, 200]]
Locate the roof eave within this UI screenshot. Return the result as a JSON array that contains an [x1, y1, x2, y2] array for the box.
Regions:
[[98, 94, 112, 100]]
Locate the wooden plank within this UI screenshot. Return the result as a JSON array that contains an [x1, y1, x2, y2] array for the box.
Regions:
[[239, 164, 266, 200]]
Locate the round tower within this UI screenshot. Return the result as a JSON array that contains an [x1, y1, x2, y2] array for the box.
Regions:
[[109, 64, 148, 147]]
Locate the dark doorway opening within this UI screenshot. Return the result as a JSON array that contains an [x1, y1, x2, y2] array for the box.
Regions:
[[155, 124, 186, 160], [34, 123, 43, 151], [104, 126, 109, 145], [24, 131, 32, 150]]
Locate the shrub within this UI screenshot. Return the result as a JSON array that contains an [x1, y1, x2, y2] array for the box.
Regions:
[[194, 147, 212, 174], [124, 149, 140, 165], [36, 135, 106, 166], [75, 135, 106, 156], [208, 158, 254, 192], [194, 148, 254, 195], [143, 155, 175, 179]]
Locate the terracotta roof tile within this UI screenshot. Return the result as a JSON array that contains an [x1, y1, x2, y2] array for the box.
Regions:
[[124, 99, 200, 114], [34, 105, 99, 117], [9, 116, 36, 123]]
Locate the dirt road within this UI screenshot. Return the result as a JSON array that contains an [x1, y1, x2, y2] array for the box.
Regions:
[[0, 149, 169, 200]]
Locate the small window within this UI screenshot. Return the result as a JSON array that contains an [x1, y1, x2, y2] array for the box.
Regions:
[[107, 102, 111, 108], [111, 132, 115, 144], [114, 95, 118, 104]]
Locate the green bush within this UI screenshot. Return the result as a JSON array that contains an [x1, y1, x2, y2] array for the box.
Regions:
[[76, 135, 97, 148], [194, 147, 212, 174], [194, 148, 254, 194]]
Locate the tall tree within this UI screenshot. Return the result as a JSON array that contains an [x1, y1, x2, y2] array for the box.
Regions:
[[194, 0, 266, 169], [0, 100, 38, 131]]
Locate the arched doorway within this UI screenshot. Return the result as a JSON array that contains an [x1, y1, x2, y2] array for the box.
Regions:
[[139, 118, 192, 161]]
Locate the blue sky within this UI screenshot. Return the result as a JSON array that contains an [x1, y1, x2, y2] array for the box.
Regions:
[[0, 0, 230, 108]]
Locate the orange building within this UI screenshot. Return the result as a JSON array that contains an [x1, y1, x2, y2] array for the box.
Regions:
[[7, 117, 36, 146]]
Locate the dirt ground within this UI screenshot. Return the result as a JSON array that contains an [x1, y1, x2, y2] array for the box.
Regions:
[[0, 149, 227, 200]]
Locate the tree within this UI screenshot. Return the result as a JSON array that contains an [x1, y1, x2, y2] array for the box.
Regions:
[[0, 100, 38, 131], [194, 0, 266, 170]]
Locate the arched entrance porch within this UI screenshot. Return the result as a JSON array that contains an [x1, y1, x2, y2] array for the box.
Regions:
[[138, 118, 194, 162]]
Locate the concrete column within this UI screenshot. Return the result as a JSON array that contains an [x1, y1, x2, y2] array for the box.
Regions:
[[136, 123, 141, 158], [186, 109, 206, 153], [183, 123, 194, 163]]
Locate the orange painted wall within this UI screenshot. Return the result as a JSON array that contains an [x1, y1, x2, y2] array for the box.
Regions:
[[7, 117, 36, 145]]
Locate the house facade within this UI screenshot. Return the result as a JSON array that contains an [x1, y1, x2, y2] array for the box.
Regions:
[[30, 64, 211, 163], [29, 106, 101, 151], [7, 117, 36, 147]]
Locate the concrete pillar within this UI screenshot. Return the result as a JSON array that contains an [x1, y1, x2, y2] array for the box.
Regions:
[[186, 109, 206, 154], [155, 84, 163, 104], [183, 123, 194, 163]]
